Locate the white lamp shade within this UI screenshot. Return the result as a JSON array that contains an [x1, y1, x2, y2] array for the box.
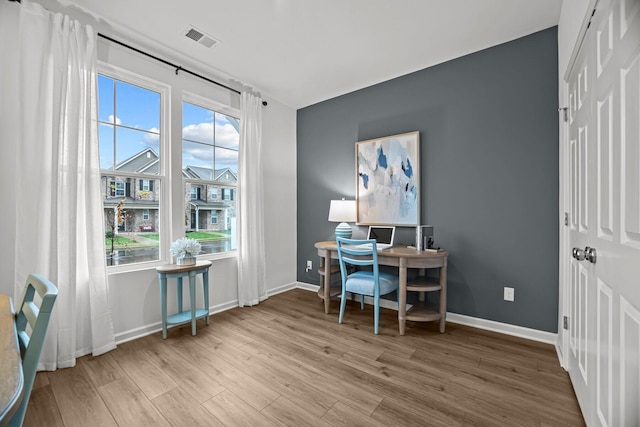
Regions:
[[328, 199, 356, 239], [328, 199, 356, 223]]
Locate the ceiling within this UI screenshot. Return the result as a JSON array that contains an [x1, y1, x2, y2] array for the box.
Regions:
[[53, 0, 562, 109]]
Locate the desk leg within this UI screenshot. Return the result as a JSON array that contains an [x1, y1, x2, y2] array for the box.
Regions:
[[398, 257, 407, 336], [159, 274, 168, 339], [189, 271, 197, 336], [203, 268, 210, 325], [323, 252, 331, 314], [176, 277, 183, 313], [439, 260, 447, 333]]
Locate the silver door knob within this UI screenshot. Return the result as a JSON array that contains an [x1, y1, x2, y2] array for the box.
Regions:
[[572, 247, 586, 261], [585, 246, 597, 264]]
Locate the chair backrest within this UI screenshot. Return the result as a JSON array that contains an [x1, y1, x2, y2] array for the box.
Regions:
[[336, 237, 380, 280], [9, 274, 58, 427]]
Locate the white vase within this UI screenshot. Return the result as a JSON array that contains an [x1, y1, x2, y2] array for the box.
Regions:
[[176, 255, 196, 265]]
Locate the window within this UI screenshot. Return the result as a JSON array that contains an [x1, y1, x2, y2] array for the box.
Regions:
[[98, 73, 162, 266], [182, 99, 238, 254], [222, 188, 235, 201]]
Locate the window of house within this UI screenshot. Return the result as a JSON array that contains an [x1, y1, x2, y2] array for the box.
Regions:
[[182, 98, 238, 254], [98, 72, 163, 267], [222, 188, 235, 201]]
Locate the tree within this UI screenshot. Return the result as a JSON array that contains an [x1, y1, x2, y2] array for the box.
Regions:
[[105, 199, 127, 265]]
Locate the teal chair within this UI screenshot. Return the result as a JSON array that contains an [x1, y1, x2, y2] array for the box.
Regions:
[[8, 274, 58, 427], [336, 237, 399, 334]]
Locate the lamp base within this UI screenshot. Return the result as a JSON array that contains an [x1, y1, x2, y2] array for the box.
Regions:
[[334, 222, 352, 239]]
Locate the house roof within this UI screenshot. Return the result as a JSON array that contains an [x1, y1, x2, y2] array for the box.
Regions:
[[184, 166, 237, 182], [115, 148, 159, 174]]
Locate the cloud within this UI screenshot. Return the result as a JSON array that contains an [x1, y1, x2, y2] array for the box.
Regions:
[[108, 115, 121, 125], [183, 122, 214, 143], [143, 127, 160, 146]]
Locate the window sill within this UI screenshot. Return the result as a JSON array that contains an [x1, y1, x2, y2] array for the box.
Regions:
[[107, 250, 238, 275]]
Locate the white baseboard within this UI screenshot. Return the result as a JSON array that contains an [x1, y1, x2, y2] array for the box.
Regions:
[[114, 299, 238, 345], [114, 283, 300, 345], [295, 281, 557, 345], [445, 312, 557, 345]]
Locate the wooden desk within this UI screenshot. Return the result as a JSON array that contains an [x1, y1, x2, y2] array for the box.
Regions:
[[0, 295, 23, 426], [314, 241, 448, 335], [156, 261, 212, 339]]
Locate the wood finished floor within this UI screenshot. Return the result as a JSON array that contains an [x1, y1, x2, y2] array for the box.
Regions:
[[23, 289, 585, 426]]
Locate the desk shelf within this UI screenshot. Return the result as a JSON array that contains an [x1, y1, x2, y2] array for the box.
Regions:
[[406, 302, 441, 322], [167, 309, 209, 326], [406, 279, 441, 293]]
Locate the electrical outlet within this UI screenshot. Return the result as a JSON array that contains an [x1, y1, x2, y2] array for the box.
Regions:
[[504, 287, 515, 302], [306, 260, 313, 272]]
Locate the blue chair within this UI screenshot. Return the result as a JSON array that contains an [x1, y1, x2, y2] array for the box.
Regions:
[[336, 237, 399, 334], [8, 274, 58, 427]]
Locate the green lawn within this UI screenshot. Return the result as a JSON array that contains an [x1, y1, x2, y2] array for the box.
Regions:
[[186, 231, 230, 241], [106, 230, 229, 251]]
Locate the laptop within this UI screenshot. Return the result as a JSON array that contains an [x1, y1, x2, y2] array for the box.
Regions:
[[354, 226, 396, 250]]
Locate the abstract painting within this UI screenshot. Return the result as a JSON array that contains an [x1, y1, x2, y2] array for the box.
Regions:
[[356, 131, 420, 226]]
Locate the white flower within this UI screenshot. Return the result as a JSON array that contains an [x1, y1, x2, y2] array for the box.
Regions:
[[170, 237, 202, 258]]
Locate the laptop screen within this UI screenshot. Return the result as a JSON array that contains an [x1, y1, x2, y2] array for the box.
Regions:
[[367, 226, 395, 245]]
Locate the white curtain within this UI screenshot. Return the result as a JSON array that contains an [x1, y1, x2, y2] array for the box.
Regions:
[[237, 90, 267, 306], [0, 1, 116, 369]]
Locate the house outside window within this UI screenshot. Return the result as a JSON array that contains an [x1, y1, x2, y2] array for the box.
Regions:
[[182, 98, 238, 254], [143, 209, 149, 220]]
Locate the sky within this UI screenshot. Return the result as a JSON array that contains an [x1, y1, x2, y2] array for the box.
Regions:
[[97, 74, 239, 173]]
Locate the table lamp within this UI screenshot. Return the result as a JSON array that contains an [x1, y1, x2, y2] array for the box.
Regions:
[[328, 199, 356, 239]]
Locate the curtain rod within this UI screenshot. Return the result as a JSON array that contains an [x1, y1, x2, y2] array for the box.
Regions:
[[98, 33, 240, 94], [99, 33, 267, 106]]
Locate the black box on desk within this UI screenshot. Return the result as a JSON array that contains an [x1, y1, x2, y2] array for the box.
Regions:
[[416, 226, 434, 251]]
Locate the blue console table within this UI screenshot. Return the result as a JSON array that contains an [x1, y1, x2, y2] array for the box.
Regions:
[[156, 260, 212, 339]]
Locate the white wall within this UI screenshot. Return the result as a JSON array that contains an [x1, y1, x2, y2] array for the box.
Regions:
[[3, 1, 298, 343]]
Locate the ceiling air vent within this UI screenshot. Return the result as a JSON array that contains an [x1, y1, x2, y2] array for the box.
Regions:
[[183, 26, 219, 49]]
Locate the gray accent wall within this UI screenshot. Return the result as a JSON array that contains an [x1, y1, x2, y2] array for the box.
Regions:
[[297, 27, 559, 333]]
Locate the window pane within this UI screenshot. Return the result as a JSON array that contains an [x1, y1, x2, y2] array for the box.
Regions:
[[183, 102, 213, 145], [184, 181, 235, 254], [99, 123, 115, 170], [115, 80, 160, 130], [215, 146, 238, 175], [98, 75, 114, 124], [215, 113, 240, 150], [103, 176, 161, 266], [182, 140, 214, 172], [115, 127, 160, 174]]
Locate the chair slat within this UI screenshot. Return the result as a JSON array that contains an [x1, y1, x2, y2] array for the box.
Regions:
[[23, 301, 40, 328]]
